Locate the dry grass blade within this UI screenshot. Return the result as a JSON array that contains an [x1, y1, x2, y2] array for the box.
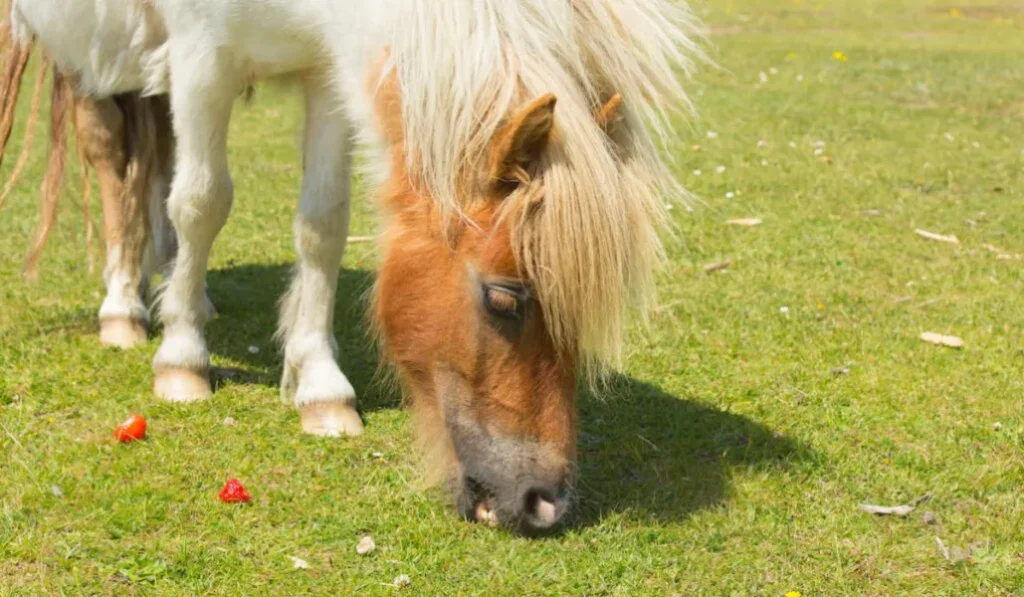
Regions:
[[859, 493, 932, 516], [914, 229, 959, 244], [726, 218, 762, 227], [703, 259, 732, 273], [982, 243, 1019, 260], [934, 537, 972, 564], [347, 235, 376, 243], [920, 332, 964, 348]]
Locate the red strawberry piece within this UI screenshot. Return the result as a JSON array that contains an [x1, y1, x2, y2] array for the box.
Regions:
[[218, 478, 251, 503], [114, 414, 147, 443]]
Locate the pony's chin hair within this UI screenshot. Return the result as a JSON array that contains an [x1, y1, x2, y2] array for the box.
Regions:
[[408, 396, 459, 492]]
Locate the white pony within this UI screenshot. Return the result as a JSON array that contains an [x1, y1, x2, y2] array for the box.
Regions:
[[10, 0, 703, 531]]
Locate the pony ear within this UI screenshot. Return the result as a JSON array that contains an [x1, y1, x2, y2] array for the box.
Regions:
[[594, 93, 623, 132], [488, 93, 557, 184]]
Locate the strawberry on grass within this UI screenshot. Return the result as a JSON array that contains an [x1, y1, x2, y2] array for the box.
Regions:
[[114, 414, 147, 443], [219, 478, 251, 503]]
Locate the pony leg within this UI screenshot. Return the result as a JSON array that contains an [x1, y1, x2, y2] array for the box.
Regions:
[[74, 94, 149, 349], [151, 51, 238, 402], [136, 95, 196, 306], [279, 77, 362, 436]]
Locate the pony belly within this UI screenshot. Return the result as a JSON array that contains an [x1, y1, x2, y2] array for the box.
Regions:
[[12, 0, 165, 96]]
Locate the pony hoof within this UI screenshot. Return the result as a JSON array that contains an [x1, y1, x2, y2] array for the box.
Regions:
[[99, 316, 148, 349], [299, 402, 364, 437], [154, 368, 212, 403]]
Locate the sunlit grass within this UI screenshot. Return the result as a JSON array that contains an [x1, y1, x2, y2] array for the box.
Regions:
[[2, 1, 1023, 594]]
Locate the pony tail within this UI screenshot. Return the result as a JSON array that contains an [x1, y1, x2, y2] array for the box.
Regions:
[[71, 97, 97, 272], [0, 53, 48, 209], [116, 93, 159, 295], [0, 34, 33, 166], [23, 66, 71, 280]]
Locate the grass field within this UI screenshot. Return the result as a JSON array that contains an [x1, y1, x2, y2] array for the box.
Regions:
[[2, 1, 1023, 595]]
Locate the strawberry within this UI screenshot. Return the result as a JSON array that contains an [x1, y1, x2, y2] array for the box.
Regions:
[[114, 414, 147, 443], [219, 478, 251, 503]]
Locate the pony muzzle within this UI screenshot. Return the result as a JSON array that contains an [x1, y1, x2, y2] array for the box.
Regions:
[[458, 471, 572, 535], [446, 413, 574, 534]]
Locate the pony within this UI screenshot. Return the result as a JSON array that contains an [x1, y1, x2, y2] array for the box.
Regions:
[[8, 0, 704, 533], [0, 32, 178, 349]]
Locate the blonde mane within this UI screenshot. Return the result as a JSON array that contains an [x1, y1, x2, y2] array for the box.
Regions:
[[382, 0, 705, 375]]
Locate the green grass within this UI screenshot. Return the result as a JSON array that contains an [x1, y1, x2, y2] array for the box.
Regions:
[[2, 1, 1024, 594]]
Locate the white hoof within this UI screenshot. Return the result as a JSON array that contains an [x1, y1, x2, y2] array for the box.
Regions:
[[99, 316, 148, 349], [299, 401, 364, 437], [154, 367, 212, 403]]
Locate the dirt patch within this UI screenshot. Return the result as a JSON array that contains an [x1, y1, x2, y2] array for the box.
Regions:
[[0, 560, 49, 590]]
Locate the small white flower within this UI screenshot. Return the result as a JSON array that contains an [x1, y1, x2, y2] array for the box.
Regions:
[[725, 191, 735, 199], [393, 575, 411, 588], [757, 139, 768, 148], [813, 140, 826, 148], [693, 169, 702, 176], [247, 345, 259, 354], [814, 148, 824, 156], [779, 306, 790, 313], [223, 417, 236, 426], [796, 74, 805, 82], [971, 141, 980, 148], [665, 203, 675, 211], [788, 141, 797, 149], [759, 71, 769, 83], [715, 165, 726, 174], [769, 67, 779, 75], [288, 556, 310, 570], [944, 132, 955, 142], [706, 130, 719, 139], [761, 159, 769, 166]]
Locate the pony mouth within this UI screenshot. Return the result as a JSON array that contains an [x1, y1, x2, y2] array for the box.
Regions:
[[461, 477, 501, 527], [473, 498, 500, 527], [460, 476, 569, 535]]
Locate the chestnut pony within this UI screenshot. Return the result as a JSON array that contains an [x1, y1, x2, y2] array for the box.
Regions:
[[8, 0, 703, 533]]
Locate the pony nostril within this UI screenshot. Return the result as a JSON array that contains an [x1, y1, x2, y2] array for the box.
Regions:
[[522, 487, 566, 529], [533, 495, 558, 525]]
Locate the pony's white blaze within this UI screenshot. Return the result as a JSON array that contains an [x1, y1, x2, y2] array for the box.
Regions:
[[9, 0, 702, 447]]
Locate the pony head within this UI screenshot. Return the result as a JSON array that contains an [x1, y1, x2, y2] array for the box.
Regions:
[[374, 84, 632, 534], [369, 0, 702, 534]]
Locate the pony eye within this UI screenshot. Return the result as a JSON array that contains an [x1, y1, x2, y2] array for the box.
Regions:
[[483, 286, 521, 319]]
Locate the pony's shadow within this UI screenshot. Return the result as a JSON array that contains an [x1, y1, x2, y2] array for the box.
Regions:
[[203, 263, 398, 412], [20, 260, 804, 525], [574, 375, 806, 526], [203, 263, 806, 525]]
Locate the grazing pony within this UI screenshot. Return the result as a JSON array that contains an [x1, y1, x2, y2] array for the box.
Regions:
[[0, 31, 178, 348], [9, 0, 703, 533]]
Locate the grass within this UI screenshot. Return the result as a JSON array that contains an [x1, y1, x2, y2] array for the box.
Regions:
[[2, 0, 1023, 594]]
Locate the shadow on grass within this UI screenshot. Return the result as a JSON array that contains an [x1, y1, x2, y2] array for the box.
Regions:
[[26, 261, 807, 526], [204, 263, 398, 412], [204, 262, 807, 526], [574, 375, 807, 526]]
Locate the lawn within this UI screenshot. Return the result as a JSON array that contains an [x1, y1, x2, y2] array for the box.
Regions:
[[2, 0, 1023, 594]]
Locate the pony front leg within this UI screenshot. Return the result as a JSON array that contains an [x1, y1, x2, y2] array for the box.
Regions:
[[278, 78, 363, 436], [152, 58, 238, 402]]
